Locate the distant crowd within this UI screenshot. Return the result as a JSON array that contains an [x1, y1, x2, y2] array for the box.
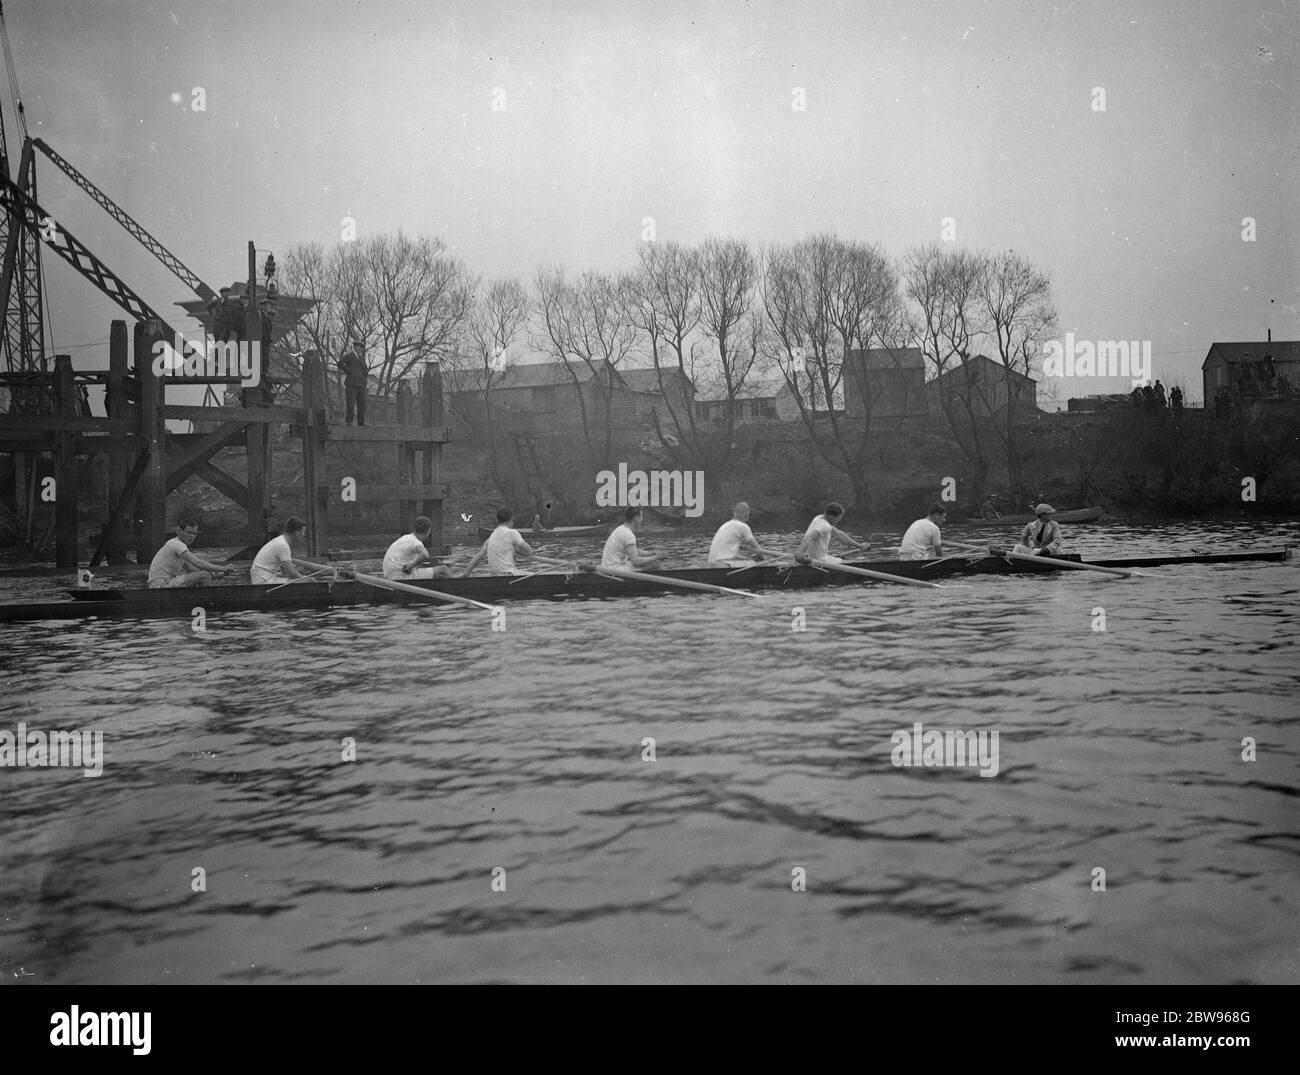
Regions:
[[1212, 357, 1296, 415], [1130, 380, 1182, 415]]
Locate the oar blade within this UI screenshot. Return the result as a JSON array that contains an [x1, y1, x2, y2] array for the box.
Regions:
[[813, 559, 944, 589], [999, 551, 1132, 579]]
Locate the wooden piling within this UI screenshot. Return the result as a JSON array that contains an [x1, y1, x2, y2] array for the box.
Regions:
[[397, 378, 415, 531], [104, 319, 129, 561], [423, 360, 443, 552], [137, 321, 167, 558], [242, 241, 272, 548], [53, 354, 78, 567], [301, 351, 329, 558]]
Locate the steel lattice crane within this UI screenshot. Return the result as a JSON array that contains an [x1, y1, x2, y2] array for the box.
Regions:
[[0, 1, 45, 393], [0, 2, 218, 401]]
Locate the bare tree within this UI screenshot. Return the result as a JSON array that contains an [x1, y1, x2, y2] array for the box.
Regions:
[[532, 267, 637, 465], [904, 244, 993, 496], [280, 234, 475, 408], [978, 251, 1056, 498], [761, 234, 905, 507], [362, 232, 475, 397], [280, 240, 375, 400], [696, 237, 766, 472], [624, 241, 703, 464], [904, 246, 1056, 501], [462, 277, 530, 495]]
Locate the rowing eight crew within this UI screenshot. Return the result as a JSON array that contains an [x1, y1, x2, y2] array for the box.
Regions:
[[150, 498, 1069, 588]]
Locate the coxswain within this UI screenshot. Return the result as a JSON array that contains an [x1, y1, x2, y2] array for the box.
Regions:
[[1014, 503, 1063, 556], [383, 516, 452, 580], [147, 517, 231, 588], [707, 501, 779, 568], [463, 508, 536, 576], [898, 503, 948, 560], [794, 501, 868, 564], [602, 506, 661, 570], [250, 518, 307, 584]]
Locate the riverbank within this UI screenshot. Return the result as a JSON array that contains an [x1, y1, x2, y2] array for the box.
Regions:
[[3, 404, 1297, 566]]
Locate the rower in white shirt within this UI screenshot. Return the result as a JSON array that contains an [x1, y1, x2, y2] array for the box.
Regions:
[[898, 504, 948, 561], [462, 507, 536, 576], [383, 516, 452, 579], [250, 518, 307, 584], [707, 501, 779, 567], [147, 517, 232, 588], [794, 501, 869, 564], [602, 507, 661, 570]]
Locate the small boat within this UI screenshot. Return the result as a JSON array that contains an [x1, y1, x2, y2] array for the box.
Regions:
[[474, 524, 608, 541], [972, 507, 1105, 527], [0, 547, 1289, 622]]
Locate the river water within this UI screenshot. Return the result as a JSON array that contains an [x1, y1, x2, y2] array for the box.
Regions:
[[0, 520, 1297, 983]]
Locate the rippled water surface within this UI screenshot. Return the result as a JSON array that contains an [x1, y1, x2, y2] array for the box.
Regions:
[[1, 521, 1297, 983]]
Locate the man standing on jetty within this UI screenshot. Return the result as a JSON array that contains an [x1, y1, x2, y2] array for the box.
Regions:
[[148, 518, 231, 588], [338, 340, 369, 426]]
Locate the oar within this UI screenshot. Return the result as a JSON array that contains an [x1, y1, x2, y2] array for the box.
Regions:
[[924, 546, 991, 569], [811, 558, 945, 589], [531, 554, 577, 568], [726, 560, 787, 574], [999, 550, 1132, 579], [268, 566, 337, 591], [507, 566, 574, 584], [597, 565, 760, 598], [293, 558, 497, 611]]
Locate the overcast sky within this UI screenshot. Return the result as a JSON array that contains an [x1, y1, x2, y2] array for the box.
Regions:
[[7, 0, 1297, 405]]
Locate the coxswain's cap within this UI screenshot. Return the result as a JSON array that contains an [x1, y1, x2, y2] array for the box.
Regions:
[[1035, 503, 1055, 515]]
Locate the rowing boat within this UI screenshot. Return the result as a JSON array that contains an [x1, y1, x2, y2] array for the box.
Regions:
[[972, 507, 1105, 527], [0, 548, 1289, 622], [474, 524, 607, 541]]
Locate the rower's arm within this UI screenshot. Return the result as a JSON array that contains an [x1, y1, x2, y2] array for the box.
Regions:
[[462, 546, 486, 577], [833, 527, 868, 551], [402, 541, 435, 574], [181, 550, 227, 573], [514, 536, 535, 560], [282, 557, 302, 580], [630, 545, 659, 567]]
